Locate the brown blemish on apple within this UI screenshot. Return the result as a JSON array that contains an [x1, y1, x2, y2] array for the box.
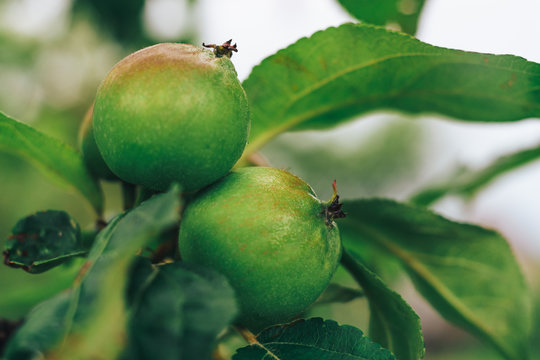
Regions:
[[105, 43, 218, 86]]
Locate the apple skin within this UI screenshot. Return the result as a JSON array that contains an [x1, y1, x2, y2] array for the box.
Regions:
[[178, 167, 342, 331], [78, 104, 118, 181], [93, 43, 250, 192]]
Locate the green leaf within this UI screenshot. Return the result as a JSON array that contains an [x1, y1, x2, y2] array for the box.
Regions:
[[337, 0, 426, 34], [72, 0, 149, 48], [341, 250, 424, 360], [340, 219, 403, 283], [50, 187, 182, 360], [241, 23, 540, 160], [3, 291, 71, 360], [3, 188, 182, 359], [410, 143, 540, 206], [0, 112, 104, 215], [314, 283, 364, 305], [3, 210, 87, 273], [124, 258, 237, 360], [341, 199, 531, 360], [233, 318, 395, 360]]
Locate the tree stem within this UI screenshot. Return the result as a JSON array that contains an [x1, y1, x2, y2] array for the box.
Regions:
[[234, 326, 258, 345], [122, 182, 137, 210]]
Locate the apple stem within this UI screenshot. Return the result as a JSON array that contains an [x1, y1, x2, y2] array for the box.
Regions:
[[122, 182, 137, 211], [234, 326, 258, 345], [323, 180, 346, 226]]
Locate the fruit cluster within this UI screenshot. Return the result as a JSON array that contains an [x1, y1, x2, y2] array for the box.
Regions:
[[81, 42, 343, 330]]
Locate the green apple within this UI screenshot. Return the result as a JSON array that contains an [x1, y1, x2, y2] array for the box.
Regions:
[[178, 167, 343, 330], [78, 104, 118, 181], [93, 43, 250, 192]]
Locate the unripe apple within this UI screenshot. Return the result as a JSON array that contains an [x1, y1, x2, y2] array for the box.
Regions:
[[178, 167, 343, 330], [93, 42, 250, 192], [78, 104, 118, 181]]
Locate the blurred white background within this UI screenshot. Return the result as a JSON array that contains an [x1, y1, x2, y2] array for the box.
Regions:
[[2, 0, 539, 254], [2, 0, 539, 356]]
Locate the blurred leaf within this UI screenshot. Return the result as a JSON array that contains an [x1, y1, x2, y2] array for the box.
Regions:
[[3, 211, 88, 274], [338, 0, 426, 34], [3, 188, 181, 359], [50, 187, 181, 360], [261, 117, 423, 201], [241, 23, 540, 160], [341, 250, 424, 360], [341, 199, 531, 360], [72, 0, 149, 48], [314, 283, 364, 305], [410, 143, 540, 206], [3, 291, 71, 360], [233, 318, 395, 360], [0, 259, 83, 320], [0, 318, 22, 355], [0, 33, 39, 66], [124, 258, 237, 360], [0, 112, 104, 215], [340, 219, 403, 284]]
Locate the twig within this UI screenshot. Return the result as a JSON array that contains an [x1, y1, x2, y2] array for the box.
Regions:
[[233, 326, 258, 345], [122, 182, 137, 210]]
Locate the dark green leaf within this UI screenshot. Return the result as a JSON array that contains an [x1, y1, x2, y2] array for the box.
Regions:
[[0, 112, 104, 215], [241, 23, 540, 160], [2, 188, 182, 359], [50, 187, 181, 359], [3, 211, 86, 273], [338, 0, 426, 34], [233, 318, 395, 360], [341, 250, 424, 360], [314, 283, 364, 305], [410, 143, 540, 206], [0, 318, 23, 355], [3, 291, 71, 360], [72, 0, 149, 48], [124, 258, 237, 360], [341, 199, 531, 360], [339, 219, 403, 283]]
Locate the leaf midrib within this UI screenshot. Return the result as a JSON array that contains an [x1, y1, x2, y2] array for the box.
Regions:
[[245, 51, 540, 156], [346, 221, 514, 359], [255, 340, 377, 360], [247, 52, 437, 152], [246, 81, 540, 157]]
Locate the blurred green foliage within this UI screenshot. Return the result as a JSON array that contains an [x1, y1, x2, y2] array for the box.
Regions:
[[1, 1, 539, 359], [72, 0, 149, 48], [262, 117, 424, 201], [0, 0, 192, 323]]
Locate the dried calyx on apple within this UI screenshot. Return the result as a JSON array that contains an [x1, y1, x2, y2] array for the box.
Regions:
[[178, 167, 345, 331], [92, 41, 250, 192]]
